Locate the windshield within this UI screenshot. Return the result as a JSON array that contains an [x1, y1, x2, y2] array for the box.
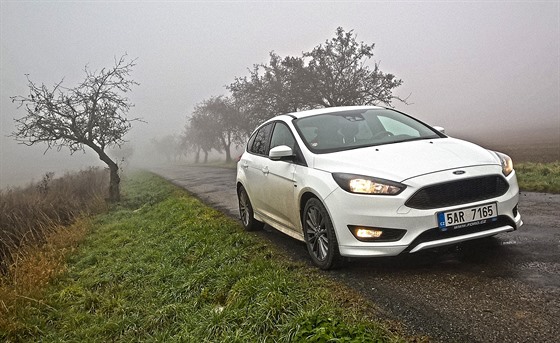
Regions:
[[293, 108, 443, 153]]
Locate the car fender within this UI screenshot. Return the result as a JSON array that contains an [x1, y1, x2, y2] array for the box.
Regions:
[[295, 166, 339, 231]]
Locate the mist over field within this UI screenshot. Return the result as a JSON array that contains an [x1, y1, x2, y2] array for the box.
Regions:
[[1, 1, 558, 189]]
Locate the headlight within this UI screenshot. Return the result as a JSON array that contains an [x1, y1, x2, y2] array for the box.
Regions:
[[494, 151, 514, 176], [332, 173, 406, 195]]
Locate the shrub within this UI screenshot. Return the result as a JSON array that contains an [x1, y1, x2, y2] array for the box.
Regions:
[[0, 168, 108, 272]]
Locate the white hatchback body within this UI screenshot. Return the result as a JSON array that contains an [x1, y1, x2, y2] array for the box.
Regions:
[[236, 106, 523, 269]]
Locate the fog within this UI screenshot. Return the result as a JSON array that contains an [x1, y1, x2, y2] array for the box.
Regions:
[[1, 1, 559, 188]]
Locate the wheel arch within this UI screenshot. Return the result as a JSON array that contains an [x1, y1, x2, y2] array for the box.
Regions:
[[299, 191, 319, 224], [236, 181, 245, 194], [300, 190, 342, 237]]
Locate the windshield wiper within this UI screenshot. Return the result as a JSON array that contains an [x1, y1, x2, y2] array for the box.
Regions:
[[395, 136, 440, 144]]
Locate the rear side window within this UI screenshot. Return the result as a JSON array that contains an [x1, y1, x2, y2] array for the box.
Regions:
[[248, 123, 273, 156]]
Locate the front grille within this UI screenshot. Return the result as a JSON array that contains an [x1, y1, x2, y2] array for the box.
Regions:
[[405, 175, 509, 209]]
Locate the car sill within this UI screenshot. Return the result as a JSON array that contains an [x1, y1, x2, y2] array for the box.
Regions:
[[256, 212, 305, 242]]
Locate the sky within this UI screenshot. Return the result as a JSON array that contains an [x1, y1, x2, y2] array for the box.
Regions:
[[1, 0, 559, 188]]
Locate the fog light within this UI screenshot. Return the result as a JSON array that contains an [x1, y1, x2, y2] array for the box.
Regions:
[[356, 228, 383, 238], [348, 225, 407, 242]]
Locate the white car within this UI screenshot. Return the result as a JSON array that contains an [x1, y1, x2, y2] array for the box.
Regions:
[[236, 106, 523, 269]]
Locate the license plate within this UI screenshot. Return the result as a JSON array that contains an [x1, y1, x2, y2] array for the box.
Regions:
[[437, 203, 498, 231]]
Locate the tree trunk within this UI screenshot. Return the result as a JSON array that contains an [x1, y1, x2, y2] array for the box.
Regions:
[[93, 146, 121, 202], [220, 134, 232, 163], [203, 150, 209, 163], [108, 163, 121, 202], [195, 148, 200, 163], [225, 143, 232, 163]]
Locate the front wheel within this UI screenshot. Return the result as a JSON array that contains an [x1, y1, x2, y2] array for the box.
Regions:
[[238, 186, 263, 231], [302, 198, 342, 270]]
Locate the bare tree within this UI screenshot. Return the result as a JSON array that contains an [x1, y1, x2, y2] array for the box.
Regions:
[[11, 55, 140, 202], [151, 134, 184, 162], [305, 27, 407, 107], [228, 52, 312, 131], [192, 96, 245, 163], [184, 114, 222, 164]]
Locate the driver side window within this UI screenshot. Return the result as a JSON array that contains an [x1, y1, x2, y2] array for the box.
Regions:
[[269, 122, 306, 165], [270, 122, 296, 151]]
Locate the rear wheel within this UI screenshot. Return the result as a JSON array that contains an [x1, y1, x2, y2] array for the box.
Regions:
[[238, 186, 263, 231], [302, 198, 342, 270]]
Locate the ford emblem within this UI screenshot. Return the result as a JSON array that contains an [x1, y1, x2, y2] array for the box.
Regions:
[[453, 170, 466, 175]]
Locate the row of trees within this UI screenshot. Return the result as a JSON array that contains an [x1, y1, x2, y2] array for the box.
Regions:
[[182, 27, 407, 162], [11, 28, 406, 201]]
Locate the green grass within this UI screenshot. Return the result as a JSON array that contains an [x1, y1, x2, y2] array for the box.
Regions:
[[1, 172, 400, 342], [516, 162, 560, 193]]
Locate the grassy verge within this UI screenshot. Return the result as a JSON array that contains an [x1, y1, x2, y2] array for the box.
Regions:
[[0, 219, 91, 334], [1, 172, 402, 342], [516, 162, 560, 193]]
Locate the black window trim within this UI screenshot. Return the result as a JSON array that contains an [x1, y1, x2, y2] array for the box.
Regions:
[[247, 122, 274, 157]]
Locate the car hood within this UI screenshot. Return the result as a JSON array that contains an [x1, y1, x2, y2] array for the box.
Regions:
[[311, 138, 500, 182]]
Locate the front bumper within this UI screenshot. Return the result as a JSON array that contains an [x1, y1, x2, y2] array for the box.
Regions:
[[323, 165, 522, 257]]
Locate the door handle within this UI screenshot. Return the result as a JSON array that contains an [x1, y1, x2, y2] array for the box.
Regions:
[[261, 166, 269, 175]]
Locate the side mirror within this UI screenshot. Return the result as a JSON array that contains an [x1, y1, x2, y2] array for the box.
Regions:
[[269, 145, 294, 160], [433, 126, 446, 134]]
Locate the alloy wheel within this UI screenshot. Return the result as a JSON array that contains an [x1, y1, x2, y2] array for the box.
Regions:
[[305, 204, 329, 261]]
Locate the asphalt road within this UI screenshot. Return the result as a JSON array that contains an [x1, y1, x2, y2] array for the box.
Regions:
[[152, 164, 560, 342]]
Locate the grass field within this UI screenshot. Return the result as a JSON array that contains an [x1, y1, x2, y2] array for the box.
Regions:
[[453, 127, 559, 193], [0, 172, 403, 342]]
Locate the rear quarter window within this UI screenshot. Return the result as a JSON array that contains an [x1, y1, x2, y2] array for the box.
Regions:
[[248, 123, 273, 156]]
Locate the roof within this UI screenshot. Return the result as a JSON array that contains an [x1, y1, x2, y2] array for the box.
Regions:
[[266, 106, 387, 123]]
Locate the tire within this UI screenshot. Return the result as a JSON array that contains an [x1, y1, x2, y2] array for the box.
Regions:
[[302, 198, 342, 270], [237, 186, 264, 231]]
